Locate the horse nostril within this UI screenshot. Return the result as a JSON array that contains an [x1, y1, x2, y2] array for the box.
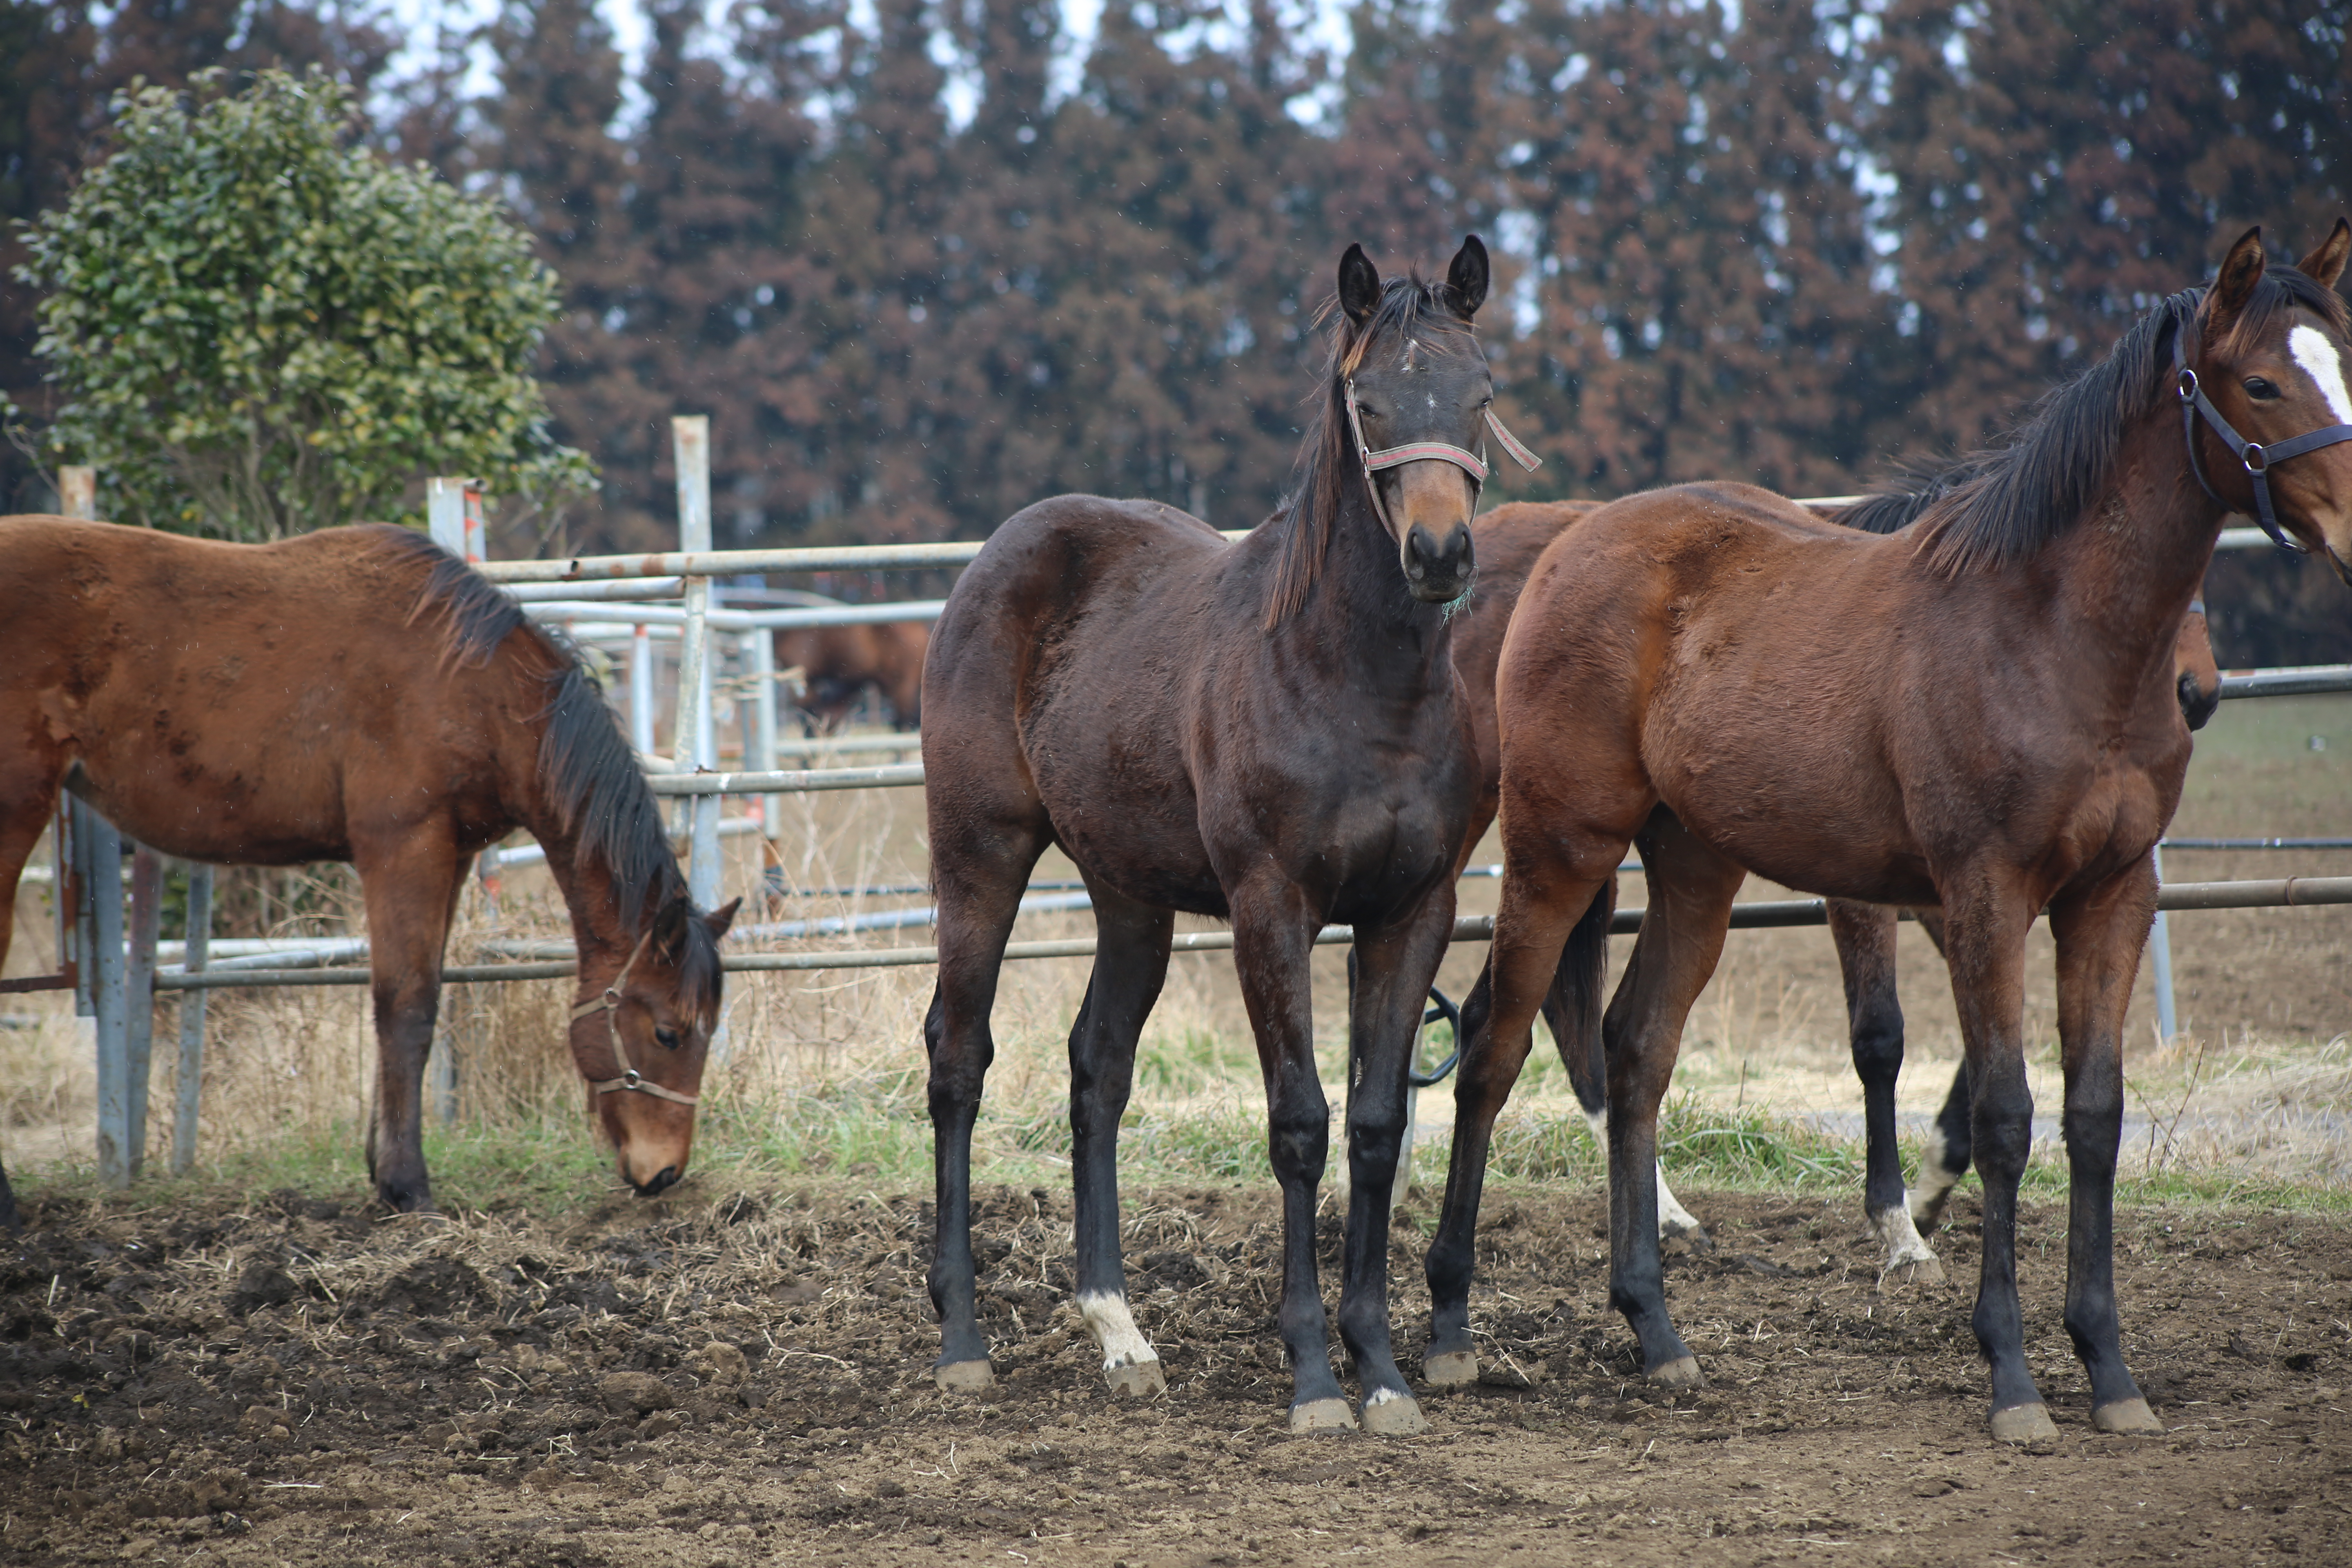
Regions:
[[634, 1165, 682, 1197]]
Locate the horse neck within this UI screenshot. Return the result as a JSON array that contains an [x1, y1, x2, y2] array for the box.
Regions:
[[1281, 482, 1456, 690], [499, 753, 665, 988], [2045, 412, 2227, 704]]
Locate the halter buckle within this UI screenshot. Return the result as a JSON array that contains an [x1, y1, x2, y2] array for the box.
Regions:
[[623, 1069, 642, 1089], [2176, 367, 2199, 403], [2242, 442, 2269, 474]]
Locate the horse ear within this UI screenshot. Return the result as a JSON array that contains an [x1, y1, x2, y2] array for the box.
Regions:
[[2207, 225, 2268, 339], [1338, 243, 1381, 326], [1445, 235, 1490, 320], [702, 897, 741, 942], [653, 895, 692, 962], [2295, 217, 2351, 290]]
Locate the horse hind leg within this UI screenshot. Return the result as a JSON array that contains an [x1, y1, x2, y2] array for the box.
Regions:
[[1066, 881, 1174, 1399], [1566, 916, 1711, 1247], [1905, 911, 1974, 1232], [925, 800, 1050, 1392], [1825, 899, 1941, 1284]]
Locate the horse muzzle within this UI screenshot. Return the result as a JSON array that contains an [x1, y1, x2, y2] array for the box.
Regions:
[[1403, 521, 1474, 603]]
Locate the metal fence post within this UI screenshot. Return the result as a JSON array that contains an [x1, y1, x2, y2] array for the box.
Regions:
[[745, 628, 780, 841], [59, 466, 96, 519], [671, 417, 722, 910], [125, 847, 162, 1179], [85, 802, 131, 1186], [427, 477, 483, 562], [2149, 844, 2178, 1045], [630, 622, 657, 757], [172, 864, 212, 1174]]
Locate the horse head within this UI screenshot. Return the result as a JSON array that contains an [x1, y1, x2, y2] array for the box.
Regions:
[[569, 892, 739, 1195], [1333, 237, 1501, 604], [2186, 220, 2352, 583]]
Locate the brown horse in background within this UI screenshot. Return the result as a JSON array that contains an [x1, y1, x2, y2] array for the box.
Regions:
[[1425, 224, 2352, 1443], [0, 520, 737, 1213], [774, 620, 928, 733], [922, 238, 1506, 1434], [1451, 500, 2221, 1274]]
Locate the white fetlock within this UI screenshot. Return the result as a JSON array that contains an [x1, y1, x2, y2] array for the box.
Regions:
[[1079, 1291, 1164, 1396], [1656, 1164, 1707, 1245], [1871, 1205, 1946, 1285], [1908, 1129, 1963, 1230]]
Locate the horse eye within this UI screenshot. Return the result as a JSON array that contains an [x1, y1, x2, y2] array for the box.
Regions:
[[655, 1027, 682, 1051], [2245, 376, 2282, 400]]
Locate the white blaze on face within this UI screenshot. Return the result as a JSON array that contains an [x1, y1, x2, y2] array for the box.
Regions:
[[1078, 1290, 1159, 1371], [2290, 325, 2352, 425]]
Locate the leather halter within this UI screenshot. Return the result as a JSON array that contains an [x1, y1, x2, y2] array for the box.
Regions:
[[569, 928, 700, 1107], [2175, 320, 2352, 550], [1343, 377, 1541, 537]]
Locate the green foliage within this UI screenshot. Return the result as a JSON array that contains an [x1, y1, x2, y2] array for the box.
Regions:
[[16, 67, 592, 538]]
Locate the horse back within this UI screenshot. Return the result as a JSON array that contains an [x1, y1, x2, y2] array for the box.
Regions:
[[0, 517, 537, 865]]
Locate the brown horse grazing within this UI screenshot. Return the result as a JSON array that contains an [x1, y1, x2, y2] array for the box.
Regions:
[[1423, 223, 2352, 1443], [773, 621, 928, 734], [1452, 499, 2221, 1268], [0, 520, 738, 1212], [922, 238, 1512, 1434]]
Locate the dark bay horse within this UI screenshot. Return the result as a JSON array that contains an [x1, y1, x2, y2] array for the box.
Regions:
[[1424, 224, 2352, 1443], [0, 520, 737, 1212], [1451, 499, 2221, 1274], [923, 238, 1514, 1434], [774, 620, 928, 733]]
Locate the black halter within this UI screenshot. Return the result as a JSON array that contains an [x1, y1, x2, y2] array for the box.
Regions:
[[2174, 315, 2352, 550]]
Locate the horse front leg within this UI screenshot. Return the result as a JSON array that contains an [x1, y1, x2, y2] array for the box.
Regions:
[[1824, 899, 1941, 1282], [1334, 885, 1456, 1435], [2051, 864, 2165, 1436], [1424, 844, 1619, 1389], [1936, 876, 2051, 1441], [1067, 881, 1174, 1399], [354, 828, 467, 1213], [1228, 880, 1352, 1432]]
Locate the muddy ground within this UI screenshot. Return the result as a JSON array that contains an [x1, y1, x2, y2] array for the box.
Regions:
[[2, 1180, 2348, 1566]]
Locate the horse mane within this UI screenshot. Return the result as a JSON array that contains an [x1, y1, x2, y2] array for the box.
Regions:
[[1263, 271, 1479, 627], [1909, 263, 2349, 574], [365, 526, 720, 994]]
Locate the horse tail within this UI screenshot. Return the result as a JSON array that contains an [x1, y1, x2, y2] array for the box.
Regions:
[[1541, 875, 1618, 1116]]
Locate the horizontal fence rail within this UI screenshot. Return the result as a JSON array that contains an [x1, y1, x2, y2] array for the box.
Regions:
[[147, 875, 2352, 989]]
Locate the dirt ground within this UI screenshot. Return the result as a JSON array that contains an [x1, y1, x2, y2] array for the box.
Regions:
[[3, 1179, 2348, 1567]]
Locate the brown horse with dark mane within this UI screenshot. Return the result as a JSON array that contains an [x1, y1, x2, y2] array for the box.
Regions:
[[1452, 497, 2221, 1278], [0, 521, 737, 1213], [774, 620, 928, 733], [922, 238, 1524, 1433], [1423, 223, 2352, 1442]]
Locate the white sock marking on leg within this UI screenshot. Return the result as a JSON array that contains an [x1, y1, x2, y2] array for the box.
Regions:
[[1077, 1290, 1159, 1370], [1872, 1202, 1939, 1270], [1655, 1164, 1702, 1238], [2291, 325, 2352, 424]]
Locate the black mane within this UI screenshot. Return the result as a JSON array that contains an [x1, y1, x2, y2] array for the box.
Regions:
[[1889, 262, 2349, 573], [1263, 271, 1479, 626], [368, 526, 720, 998]]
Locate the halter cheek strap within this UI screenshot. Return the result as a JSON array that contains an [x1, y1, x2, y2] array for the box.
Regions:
[[1344, 378, 1541, 535], [570, 928, 700, 1107], [2174, 326, 2352, 551]]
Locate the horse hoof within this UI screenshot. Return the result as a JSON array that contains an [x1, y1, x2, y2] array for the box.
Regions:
[[1989, 1403, 2059, 1444], [1882, 1254, 1947, 1288], [1421, 1351, 1479, 1389], [1288, 1398, 1358, 1434], [934, 1359, 995, 1393], [1360, 1390, 1428, 1437], [1647, 1356, 1705, 1391], [2092, 1398, 2163, 1435], [1104, 1359, 1165, 1398], [1662, 1220, 1714, 1253]]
